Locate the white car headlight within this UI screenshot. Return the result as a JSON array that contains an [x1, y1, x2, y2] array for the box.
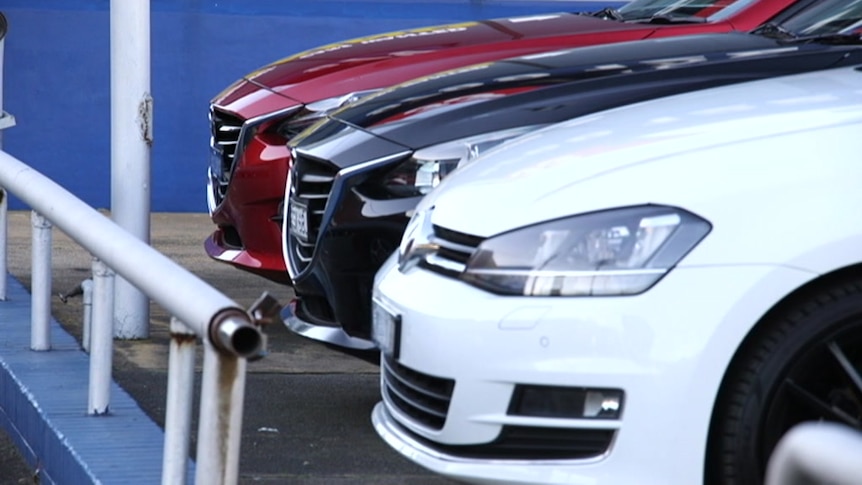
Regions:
[[381, 125, 546, 198], [461, 205, 711, 296]]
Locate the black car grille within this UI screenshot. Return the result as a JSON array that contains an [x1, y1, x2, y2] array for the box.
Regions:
[[287, 153, 338, 273], [209, 107, 244, 204], [382, 354, 454, 431], [405, 422, 614, 460]]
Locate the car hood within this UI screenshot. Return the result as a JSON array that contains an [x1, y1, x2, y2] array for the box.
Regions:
[[232, 13, 660, 106], [422, 65, 862, 239], [211, 77, 302, 121], [293, 33, 862, 166]]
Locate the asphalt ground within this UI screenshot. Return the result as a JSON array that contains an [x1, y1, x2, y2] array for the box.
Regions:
[[0, 211, 453, 485]]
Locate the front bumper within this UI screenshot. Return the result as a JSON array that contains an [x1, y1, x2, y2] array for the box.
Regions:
[[205, 140, 291, 282], [281, 298, 376, 350], [371, 255, 815, 484], [205, 102, 298, 283]]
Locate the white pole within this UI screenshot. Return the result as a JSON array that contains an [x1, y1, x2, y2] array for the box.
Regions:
[[88, 258, 115, 415], [0, 12, 10, 302], [162, 317, 196, 485], [195, 339, 247, 485], [110, 0, 152, 339], [30, 211, 52, 351]]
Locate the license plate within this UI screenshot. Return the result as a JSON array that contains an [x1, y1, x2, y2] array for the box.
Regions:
[[288, 198, 309, 241], [372, 298, 401, 358]]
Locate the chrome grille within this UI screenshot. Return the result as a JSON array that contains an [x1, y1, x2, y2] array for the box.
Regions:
[[287, 153, 338, 273], [420, 225, 484, 277], [382, 354, 454, 431], [209, 107, 243, 204]]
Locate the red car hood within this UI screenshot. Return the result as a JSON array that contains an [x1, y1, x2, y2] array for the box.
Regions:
[[214, 13, 660, 117]]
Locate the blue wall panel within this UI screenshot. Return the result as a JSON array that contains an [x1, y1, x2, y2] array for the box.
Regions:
[[2, 1, 622, 212]]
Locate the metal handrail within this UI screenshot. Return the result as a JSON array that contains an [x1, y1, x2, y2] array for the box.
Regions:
[[0, 149, 275, 484], [765, 421, 862, 485], [0, 151, 262, 354]]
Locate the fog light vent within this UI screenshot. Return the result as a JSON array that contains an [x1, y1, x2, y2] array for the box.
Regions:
[[509, 385, 624, 419]]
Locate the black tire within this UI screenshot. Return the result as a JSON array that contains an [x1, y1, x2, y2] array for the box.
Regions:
[[707, 279, 862, 484]]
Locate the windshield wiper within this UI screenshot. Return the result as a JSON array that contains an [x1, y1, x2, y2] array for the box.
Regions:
[[625, 12, 708, 24], [644, 13, 708, 24], [791, 32, 862, 45], [752, 22, 798, 40], [582, 7, 624, 21]]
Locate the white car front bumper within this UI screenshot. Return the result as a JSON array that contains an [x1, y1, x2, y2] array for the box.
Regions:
[[371, 255, 815, 485]]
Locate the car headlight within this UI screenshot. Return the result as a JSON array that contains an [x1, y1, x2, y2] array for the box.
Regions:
[[278, 89, 381, 138], [381, 125, 546, 198], [461, 205, 711, 296]]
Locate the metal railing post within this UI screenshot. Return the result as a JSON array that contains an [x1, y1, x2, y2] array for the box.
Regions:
[[81, 278, 93, 352], [0, 191, 7, 301], [195, 315, 251, 485], [88, 258, 115, 415], [162, 317, 196, 485], [30, 211, 52, 351], [0, 12, 15, 302]]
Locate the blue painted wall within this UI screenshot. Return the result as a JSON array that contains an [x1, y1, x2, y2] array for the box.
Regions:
[[2, 1, 622, 212]]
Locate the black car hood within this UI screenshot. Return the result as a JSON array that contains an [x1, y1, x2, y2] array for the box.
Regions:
[[291, 32, 862, 168]]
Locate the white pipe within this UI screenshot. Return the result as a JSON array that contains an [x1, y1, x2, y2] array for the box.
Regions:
[[195, 340, 247, 485], [0, 150, 259, 349], [88, 259, 114, 415], [81, 278, 94, 352], [162, 317, 196, 485], [110, 0, 152, 339], [30, 211, 51, 351], [766, 421, 862, 485]]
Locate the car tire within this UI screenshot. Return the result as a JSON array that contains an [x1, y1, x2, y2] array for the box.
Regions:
[[708, 279, 862, 484]]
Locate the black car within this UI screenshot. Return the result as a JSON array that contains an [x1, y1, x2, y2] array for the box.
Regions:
[[283, 0, 862, 355]]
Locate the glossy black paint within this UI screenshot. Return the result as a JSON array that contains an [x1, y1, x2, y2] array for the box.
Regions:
[[287, 31, 862, 341]]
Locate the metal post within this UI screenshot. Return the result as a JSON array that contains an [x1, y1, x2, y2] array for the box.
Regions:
[[0, 12, 13, 302], [110, 0, 152, 339], [162, 317, 196, 485], [0, 190, 7, 301], [81, 278, 93, 352], [195, 337, 248, 485], [30, 211, 52, 351], [88, 258, 115, 415]]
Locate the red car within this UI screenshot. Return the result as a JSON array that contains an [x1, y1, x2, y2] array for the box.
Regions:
[[206, 0, 808, 283]]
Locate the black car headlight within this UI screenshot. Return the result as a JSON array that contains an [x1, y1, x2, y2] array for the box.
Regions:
[[381, 125, 545, 198], [461, 205, 711, 296]]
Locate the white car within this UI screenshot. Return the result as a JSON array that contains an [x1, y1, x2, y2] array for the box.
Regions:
[[370, 64, 862, 485]]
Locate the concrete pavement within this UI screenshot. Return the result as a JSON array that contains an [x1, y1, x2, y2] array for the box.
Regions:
[[0, 211, 452, 484]]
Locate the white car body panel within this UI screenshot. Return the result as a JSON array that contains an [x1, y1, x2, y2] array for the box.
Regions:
[[373, 65, 862, 484]]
